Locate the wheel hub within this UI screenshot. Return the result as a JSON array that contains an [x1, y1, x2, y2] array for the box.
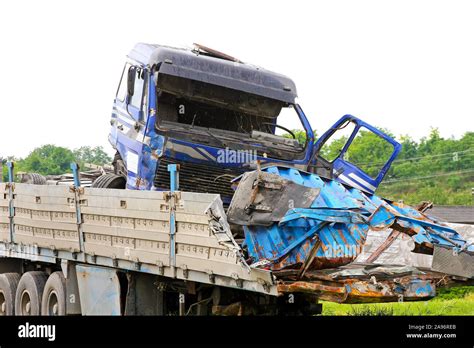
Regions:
[[0, 291, 5, 315], [21, 290, 32, 315], [48, 291, 59, 316]]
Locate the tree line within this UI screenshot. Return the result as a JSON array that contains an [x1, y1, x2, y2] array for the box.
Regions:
[[1, 145, 112, 179]]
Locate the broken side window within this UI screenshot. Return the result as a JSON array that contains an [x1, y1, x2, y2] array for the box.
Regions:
[[319, 120, 357, 162], [116, 63, 130, 102], [344, 127, 395, 178], [130, 68, 145, 110]]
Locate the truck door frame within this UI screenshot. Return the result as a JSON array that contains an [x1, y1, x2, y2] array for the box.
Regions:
[[312, 114, 402, 193]]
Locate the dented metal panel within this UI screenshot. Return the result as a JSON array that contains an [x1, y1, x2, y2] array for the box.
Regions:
[[175, 192, 245, 277]]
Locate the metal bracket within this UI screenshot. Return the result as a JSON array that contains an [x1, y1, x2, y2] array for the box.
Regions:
[[70, 163, 85, 253], [231, 273, 243, 288], [208, 271, 216, 284], [7, 162, 14, 243], [70, 163, 81, 188], [154, 281, 167, 292], [156, 261, 164, 275], [244, 204, 272, 214], [167, 164, 180, 278]]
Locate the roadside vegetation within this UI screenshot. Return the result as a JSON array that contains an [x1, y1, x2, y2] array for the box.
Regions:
[[321, 286, 474, 315], [1, 145, 111, 180]]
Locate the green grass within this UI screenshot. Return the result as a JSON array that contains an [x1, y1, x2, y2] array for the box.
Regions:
[[320, 286, 474, 315], [377, 174, 474, 206]]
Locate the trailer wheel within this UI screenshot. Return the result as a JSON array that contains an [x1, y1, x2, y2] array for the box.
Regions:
[[41, 272, 66, 316], [0, 273, 21, 316], [15, 271, 48, 316], [91, 174, 126, 189]]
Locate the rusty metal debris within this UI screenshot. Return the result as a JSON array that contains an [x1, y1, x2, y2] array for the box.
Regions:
[[276, 263, 471, 303], [228, 166, 474, 279]]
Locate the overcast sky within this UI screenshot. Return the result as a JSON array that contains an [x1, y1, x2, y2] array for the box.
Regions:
[[1, 0, 473, 158]]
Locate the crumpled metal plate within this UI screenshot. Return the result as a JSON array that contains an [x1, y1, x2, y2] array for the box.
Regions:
[[227, 170, 320, 226]]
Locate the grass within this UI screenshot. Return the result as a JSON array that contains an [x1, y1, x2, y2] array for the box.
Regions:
[[320, 286, 474, 315]]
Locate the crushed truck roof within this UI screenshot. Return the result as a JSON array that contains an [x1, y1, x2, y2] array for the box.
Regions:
[[128, 43, 297, 103]]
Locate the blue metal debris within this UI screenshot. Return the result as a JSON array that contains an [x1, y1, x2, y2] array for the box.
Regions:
[[241, 166, 473, 271]]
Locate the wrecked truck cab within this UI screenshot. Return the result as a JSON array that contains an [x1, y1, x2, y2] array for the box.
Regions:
[[109, 43, 319, 203], [108, 42, 402, 204]]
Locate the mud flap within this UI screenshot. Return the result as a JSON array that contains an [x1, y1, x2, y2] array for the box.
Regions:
[[432, 245, 474, 279]]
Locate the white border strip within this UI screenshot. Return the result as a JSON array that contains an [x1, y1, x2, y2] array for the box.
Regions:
[[338, 174, 370, 192], [348, 172, 376, 191]]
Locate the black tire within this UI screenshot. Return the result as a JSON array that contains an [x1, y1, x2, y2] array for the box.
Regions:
[[41, 272, 66, 316], [91, 173, 126, 189], [15, 271, 48, 316], [0, 273, 21, 316], [21, 173, 47, 185]]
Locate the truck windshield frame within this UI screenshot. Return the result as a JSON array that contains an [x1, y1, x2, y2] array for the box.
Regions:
[[153, 82, 310, 160]]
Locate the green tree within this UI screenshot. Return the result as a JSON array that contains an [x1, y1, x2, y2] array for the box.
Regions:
[[344, 129, 395, 178], [73, 146, 112, 167], [21, 145, 75, 175], [282, 129, 317, 145]]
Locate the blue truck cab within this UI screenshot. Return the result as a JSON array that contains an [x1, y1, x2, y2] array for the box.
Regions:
[[105, 43, 401, 203]]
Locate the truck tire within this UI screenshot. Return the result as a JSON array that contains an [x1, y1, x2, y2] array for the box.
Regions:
[[91, 174, 126, 189], [15, 271, 48, 316], [0, 273, 21, 316], [21, 173, 47, 185], [41, 272, 66, 316]]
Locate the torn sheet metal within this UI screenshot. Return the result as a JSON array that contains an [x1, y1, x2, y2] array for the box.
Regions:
[[229, 166, 473, 274], [205, 196, 251, 273]]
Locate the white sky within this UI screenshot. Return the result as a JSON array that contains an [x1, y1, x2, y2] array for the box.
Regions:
[[1, 0, 473, 158]]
